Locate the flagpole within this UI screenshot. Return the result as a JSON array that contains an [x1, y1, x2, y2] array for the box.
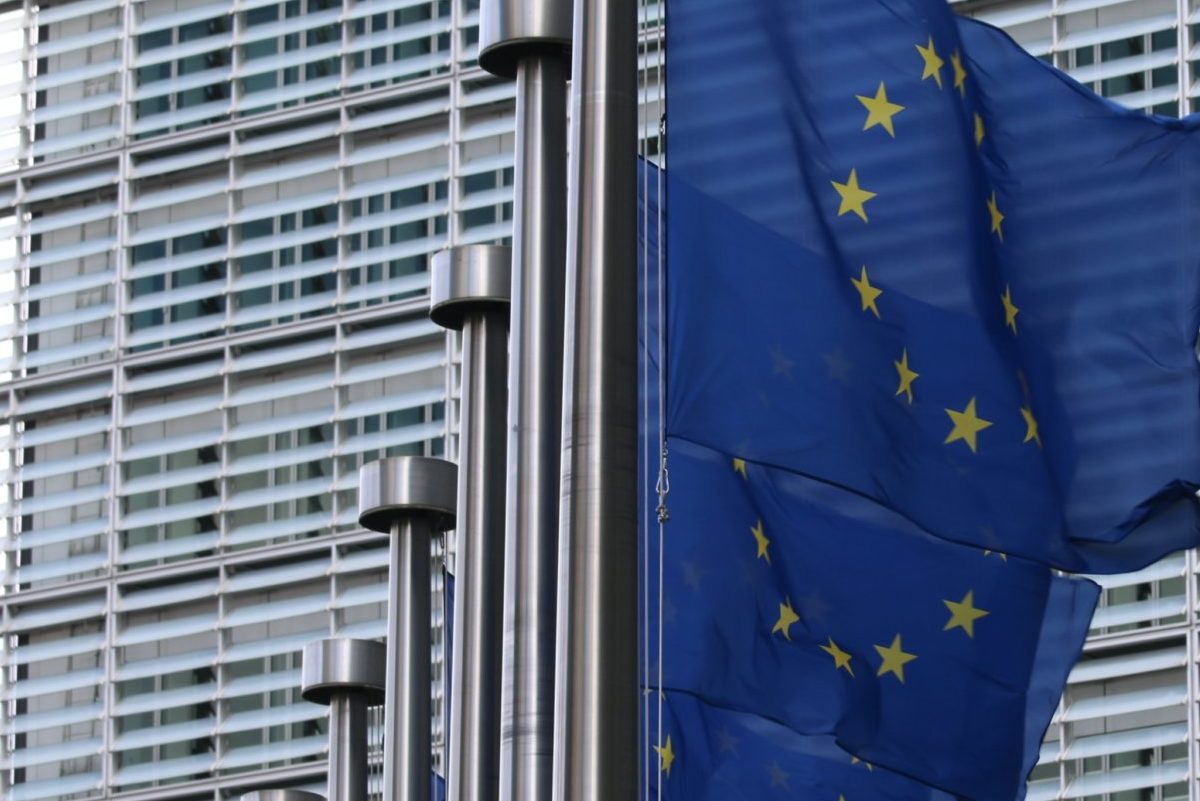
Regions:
[[553, 0, 638, 795], [430, 245, 512, 801], [476, 6, 570, 801], [359, 457, 458, 801]]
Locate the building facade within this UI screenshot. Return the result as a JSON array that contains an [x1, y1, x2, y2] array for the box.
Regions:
[[0, 0, 1194, 800]]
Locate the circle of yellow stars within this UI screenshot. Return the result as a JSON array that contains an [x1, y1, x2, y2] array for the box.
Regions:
[[825, 33, 1041, 455], [672, 33, 1046, 787], [656, 29, 1050, 791]]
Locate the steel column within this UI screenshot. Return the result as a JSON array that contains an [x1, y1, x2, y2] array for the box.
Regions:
[[500, 53, 569, 801], [476, 2, 571, 799], [392, 519, 431, 801], [301, 637, 386, 801], [430, 245, 512, 801], [552, 0, 639, 794], [359, 457, 458, 801], [328, 694, 369, 801], [239, 791, 323, 801]]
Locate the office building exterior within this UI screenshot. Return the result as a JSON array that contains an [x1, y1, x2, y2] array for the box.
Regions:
[[0, 0, 1193, 799]]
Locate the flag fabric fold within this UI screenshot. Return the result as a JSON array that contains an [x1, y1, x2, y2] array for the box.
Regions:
[[646, 439, 1098, 801], [651, 690, 954, 801], [665, 0, 1200, 573]]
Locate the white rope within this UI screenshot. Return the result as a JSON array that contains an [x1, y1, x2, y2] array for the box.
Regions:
[[638, 0, 653, 795], [638, 5, 668, 796], [654, 0, 668, 798]]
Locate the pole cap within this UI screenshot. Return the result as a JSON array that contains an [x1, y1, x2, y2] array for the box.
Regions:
[[478, 0, 571, 78], [429, 245, 511, 331], [358, 456, 458, 534], [300, 638, 386, 706], [239, 791, 324, 801]]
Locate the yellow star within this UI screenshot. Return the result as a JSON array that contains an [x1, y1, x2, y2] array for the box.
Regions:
[[1001, 285, 1019, 335], [850, 265, 882, 318], [944, 397, 993, 453], [974, 113, 985, 147], [943, 590, 990, 638], [856, 82, 905, 137], [894, 348, 918, 405], [851, 757, 874, 771], [820, 637, 854, 677], [1021, 406, 1042, 447], [832, 169, 877, 223], [732, 457, 748, 479], [773, 597, 800, 641], [987, 191, 1005, 241], [916, 36, 945, 88], [654, 734, 675, 777], [873, 634, 917, 683], [751, 519, 771, 565], [951, 50, 967, 95], [983, 549, 1008, 562]]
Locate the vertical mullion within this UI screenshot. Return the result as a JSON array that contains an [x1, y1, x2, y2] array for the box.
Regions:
[[1187, 551, 1198, 801], [335, 102, 350, 317], [119, 0, 134, 148], [0, 599, 11, 801], [101, 361, 122, 799], [224, 128, 238, 340], [19, 0, 33, 169], [231, 1, 245, 120], [216, 557, 229, 778], [1178, 0, 1193, 116]]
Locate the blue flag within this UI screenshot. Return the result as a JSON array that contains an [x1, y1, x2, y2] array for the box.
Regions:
[[646, 439, 1097, 801], [665, 0, 1200, 572], [651, 691, 954, 801]]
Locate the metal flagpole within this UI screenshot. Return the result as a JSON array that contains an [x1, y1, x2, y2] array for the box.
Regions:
[[299, 638, 386, 801], [430, 245, 512, 801], [553, 0, 638, 795], [359, 456, 458, 801], [476, 6, 570, 801]]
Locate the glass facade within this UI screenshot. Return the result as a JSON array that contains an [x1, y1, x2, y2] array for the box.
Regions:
[[0, 0, 667, 798], [0, 0, 1193, 799]]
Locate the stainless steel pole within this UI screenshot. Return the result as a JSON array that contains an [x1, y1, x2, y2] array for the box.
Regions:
[[240, 790, 324, 801], [359, 457, 458, 801], [300, 637, 386, 801], [328, 693, 369, 801], [476, 5, 571, 801], [500, 53, 568, 801], [553, 0, 638, 794], [390, 517, 432, 801], [430, 246, 511, 801]]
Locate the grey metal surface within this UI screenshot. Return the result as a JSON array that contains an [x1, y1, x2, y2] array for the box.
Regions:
[[430, 245, 512, 331], [300, 638, 387, 706], [384, 518, 434, 801], [239, 791, 324, 801], [432, 251, 511, 801], [499, 53, 569, 801], [478, 0, 572, 78], [552, 0, 639, 795], [359, 457, 459, 534], [328, 693, 370, 801], [358, 457, 457, 801]]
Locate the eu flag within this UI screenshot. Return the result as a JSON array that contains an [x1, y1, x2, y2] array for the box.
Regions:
[[665, 0, 1200, 572], [645, 439, 1098, 801], [651, 691, 954, 801]]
